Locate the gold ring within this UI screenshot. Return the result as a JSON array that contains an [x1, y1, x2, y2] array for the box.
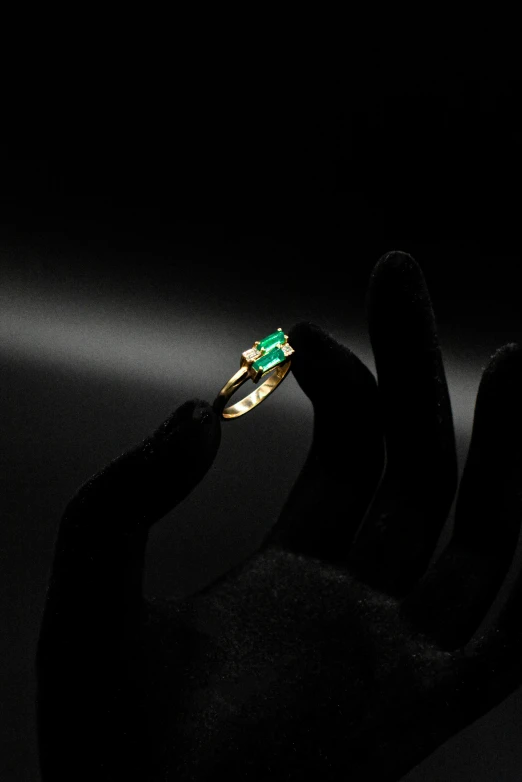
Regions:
[[214, 328, 295, 420]]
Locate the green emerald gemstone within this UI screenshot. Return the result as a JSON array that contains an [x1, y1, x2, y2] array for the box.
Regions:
[[257, 329, 285, 353], [252, 346, 286, 374]]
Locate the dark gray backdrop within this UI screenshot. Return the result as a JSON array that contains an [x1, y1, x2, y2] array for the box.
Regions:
[[2, 77, 521, 780]]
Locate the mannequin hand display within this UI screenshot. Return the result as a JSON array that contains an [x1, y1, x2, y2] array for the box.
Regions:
[[36, 251, 522, 781]]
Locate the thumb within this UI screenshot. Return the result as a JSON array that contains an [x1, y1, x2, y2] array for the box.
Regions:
[[65, 398, 221, 529]]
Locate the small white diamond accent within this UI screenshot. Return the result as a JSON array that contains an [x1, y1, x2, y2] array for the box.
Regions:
[[243, 347, 262, 362]]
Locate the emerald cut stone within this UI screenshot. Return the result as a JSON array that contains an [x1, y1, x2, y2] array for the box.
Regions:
[[252, 346, 286, 374], [257, 329, 286, 353]]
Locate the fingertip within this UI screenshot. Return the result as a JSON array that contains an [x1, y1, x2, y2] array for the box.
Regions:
[[371, 249, 418, 277], [368, 250, 427, 299], [192, 399, 218, 428], [64, 398, 222, 528], [366, 249, 438, 355], [459, 343, 522, 493], [153, 399, 220, 445], [480, 342, 522, 393], [287, 321, 325, 349], [381, 249, 416, 263], [193, 400, 222, 448], [147, 399, 221, 516], [287, 321, 377, 407], [287, 322, 340, 383], [485, 342, 522, 372], [288, 321, 349, 357], [475, 342, 522, 425]]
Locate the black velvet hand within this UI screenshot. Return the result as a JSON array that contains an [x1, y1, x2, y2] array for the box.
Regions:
[[36, 251, 522, 781]]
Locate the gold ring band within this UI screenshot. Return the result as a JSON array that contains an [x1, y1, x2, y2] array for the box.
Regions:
[[214, 328, 294, 420]]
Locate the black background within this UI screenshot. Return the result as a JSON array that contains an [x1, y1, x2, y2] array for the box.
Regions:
[[2, 76, 522, 780]]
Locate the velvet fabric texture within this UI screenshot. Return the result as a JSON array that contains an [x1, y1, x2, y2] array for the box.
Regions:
[[36, 252, 522, 780]]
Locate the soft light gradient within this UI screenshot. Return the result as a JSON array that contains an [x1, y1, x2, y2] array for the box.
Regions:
[[1, 251, 518, 782]]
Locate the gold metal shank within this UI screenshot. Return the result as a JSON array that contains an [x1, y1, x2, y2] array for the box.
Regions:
[[215, 361, 292, 419]]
